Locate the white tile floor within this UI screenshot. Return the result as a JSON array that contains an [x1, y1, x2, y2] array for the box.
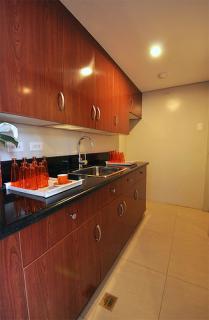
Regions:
[[80, 202, 209, 320]]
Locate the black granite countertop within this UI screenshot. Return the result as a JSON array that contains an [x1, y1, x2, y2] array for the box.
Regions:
[[0, 162, 148, 240]]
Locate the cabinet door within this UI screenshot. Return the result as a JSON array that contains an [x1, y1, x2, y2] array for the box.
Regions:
[[0, 234, 28, 320], [112, 66, 129, 134], [75, 214, 101, 309], [25, 232, 80, 320], [63, 17, 96, 128], [0, 0, 67, 122], [126, 179, 146, 231], [125, 186, 141, 232], [100, 198, 127, 279], [128, 81, 142, 119], [94, 48, 114, 132]]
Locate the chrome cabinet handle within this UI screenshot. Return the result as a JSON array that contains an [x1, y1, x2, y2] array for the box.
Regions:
[[118, 202, 124, 217], [122, 200, 127, 213], [67, 212, 77, 220], [134, 189, 139, 200], [110, 187, 116, 194], [96, 106, 101, 121], [95, 224, 102, 242], [114, 115, 119, 127], [91, 105, 96, 120], [129, 96, 133, 108], [57, 91, 65, 111]]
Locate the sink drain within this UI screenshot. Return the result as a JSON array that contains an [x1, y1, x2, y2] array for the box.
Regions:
[[99, 292, 118, 311]]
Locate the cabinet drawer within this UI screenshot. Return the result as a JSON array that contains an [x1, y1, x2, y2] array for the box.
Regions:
[[137, 166, 146, 180], [123, 167, 146, 190], [48, 191, 102, 247], [20, 189, 103, 266], [20, 217, 49, 267], [100, 196, 128, 278], [101, 178, 125, 206]]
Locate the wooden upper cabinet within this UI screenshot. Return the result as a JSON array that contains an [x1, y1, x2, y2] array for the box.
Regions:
[[112, 66, 129, 134], [0, 0, 68, 122], [94, 48, 114, 132], [63, 15, 96, 128], [128, 82, 142, 119], [0, 0, 134, 133]]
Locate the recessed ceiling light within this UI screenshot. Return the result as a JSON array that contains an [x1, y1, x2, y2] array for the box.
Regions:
[[150, 44, 162, 58]]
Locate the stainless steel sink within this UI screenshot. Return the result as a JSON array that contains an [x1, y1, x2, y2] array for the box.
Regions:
[[72, 166, 127, 178]]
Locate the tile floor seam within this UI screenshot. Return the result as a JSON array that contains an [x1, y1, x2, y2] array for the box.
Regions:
[[166, 274, 209, 292], [157, 210, 178, 320], [121, 257, 166, 276], [142, 225, 175, 238]]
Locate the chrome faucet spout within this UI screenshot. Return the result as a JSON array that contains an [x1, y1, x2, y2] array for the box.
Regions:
[[77, 136, 94, 169]]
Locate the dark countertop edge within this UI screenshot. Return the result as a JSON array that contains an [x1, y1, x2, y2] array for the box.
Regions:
[[0, 162, 148, 240]]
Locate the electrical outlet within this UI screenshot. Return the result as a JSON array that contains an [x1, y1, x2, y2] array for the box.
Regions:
[[7, 141, 24, 153], [30, 142, 43, 151]]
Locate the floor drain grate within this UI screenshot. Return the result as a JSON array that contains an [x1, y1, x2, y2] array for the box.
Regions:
[[99, 292, 118, 311]]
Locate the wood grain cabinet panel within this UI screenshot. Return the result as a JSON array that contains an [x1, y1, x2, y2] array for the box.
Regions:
[[131, 92, 142, 119], [0, 167, 147, 320], [0, 0, 142, 133], [0, 0, 68, 122], [48, 192, 102, 247], [75, 214, 101, 310], [112, 66, 129, 134], [100, 197, 128, 279], [24, 214, 101, 320], [128, 82, 142, 119], [0, 234, 28, 320], [63, 17, 96, 129], [94, 48, 114, 132], [20, 217, 49, 267], [25, 231, 80, 320]]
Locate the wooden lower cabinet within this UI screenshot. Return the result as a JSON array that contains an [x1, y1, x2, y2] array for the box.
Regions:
[[74, 214, 101, 310], [0, 167, 147, 320], [24, 214, 101, 320], [0, 234, 28, 320], [100, 197, 128, 279], [125, 182, 145, 235], [24, 231, 80, 320]]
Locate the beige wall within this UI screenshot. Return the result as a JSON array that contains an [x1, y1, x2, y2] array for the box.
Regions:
[[124, 82, 209, 209], [0, 124, 119, 161]]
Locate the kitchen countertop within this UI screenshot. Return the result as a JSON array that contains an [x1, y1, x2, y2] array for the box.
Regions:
[[0, 162, 148, 240]]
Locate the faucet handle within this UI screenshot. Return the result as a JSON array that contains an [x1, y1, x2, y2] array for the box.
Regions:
[[79, 159, 88, 166]]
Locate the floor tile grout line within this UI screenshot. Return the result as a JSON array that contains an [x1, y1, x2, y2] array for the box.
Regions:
[[167, 274, 209, 291], [157, 210, 178, 320], [121, 256, 167, 276]]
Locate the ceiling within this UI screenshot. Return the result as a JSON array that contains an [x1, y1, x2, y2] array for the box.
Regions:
[[61, 0, 209, 92]]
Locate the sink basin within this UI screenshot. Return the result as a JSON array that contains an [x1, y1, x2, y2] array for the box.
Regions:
[[72, 166, 127, 178]]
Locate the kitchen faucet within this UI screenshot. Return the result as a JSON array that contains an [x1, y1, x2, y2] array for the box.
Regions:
[[77, 136, 94, 169]]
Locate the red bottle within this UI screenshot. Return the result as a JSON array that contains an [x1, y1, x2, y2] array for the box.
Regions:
[[29, 164, 38, 190], [42, 156, 49, 180], [11, 158, 20, 187], [38, 161, 48, 188]]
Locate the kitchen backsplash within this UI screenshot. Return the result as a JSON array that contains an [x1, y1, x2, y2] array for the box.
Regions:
[[1, 152, 110, 184], [0, 124, 119, 161]]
